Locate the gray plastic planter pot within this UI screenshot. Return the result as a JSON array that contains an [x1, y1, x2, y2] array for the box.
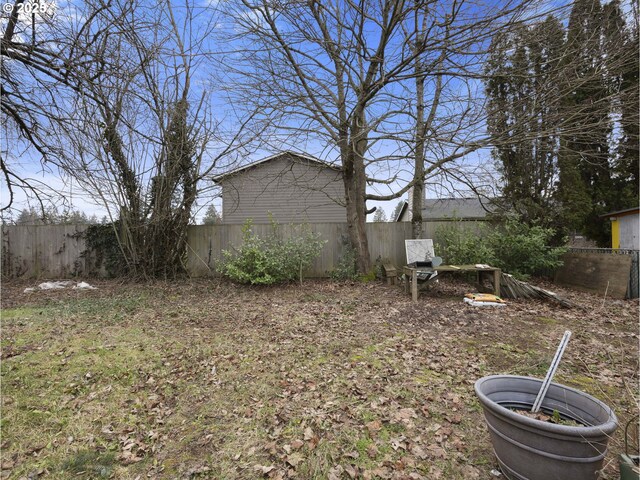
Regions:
[[474, 375, 618, 480]]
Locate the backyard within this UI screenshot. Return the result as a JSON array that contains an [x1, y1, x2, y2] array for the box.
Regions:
[[1, 278, 638, 479]]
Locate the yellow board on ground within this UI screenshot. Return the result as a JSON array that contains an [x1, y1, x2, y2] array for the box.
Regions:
[[465, 293, 506, 304]]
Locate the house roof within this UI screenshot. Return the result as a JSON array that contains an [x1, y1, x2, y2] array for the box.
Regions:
[[394, 196, 497, 222], [423, 197, 494, 220], [600, 206, 640, 218], [212, 151, 341, 182]]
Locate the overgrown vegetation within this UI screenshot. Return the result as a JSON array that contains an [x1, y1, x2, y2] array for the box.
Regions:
[[83, 223, 127, 277], [489, 220, 568, 279], [218, 220, 325, 285], [436, 218, 566, 279], [2, 1, 240, 279]]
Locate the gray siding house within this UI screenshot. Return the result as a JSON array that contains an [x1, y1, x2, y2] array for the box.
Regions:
[[213, 152, 346, 224]]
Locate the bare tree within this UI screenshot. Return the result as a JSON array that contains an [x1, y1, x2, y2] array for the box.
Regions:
[[1, 0, 112, 212], [223, 0, 550, 270], [51, 0, 259, 277], [2, 0, 259, 276], [399, 1, 566, 239]]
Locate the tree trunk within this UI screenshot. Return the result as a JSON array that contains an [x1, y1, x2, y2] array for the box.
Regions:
[[342, 109, 371, 274], [343, 150, 371, 274], [411, 179, 424, 239], [412, 71, 425, 240]]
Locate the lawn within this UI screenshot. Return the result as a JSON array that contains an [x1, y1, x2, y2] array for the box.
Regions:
[[1, 278, 638, 479]]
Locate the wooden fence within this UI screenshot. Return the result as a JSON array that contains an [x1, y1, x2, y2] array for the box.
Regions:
[[2, 224, 89, 279], [2, 221, 483, 279]]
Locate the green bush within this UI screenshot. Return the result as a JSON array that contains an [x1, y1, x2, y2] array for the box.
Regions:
[[218, 220, 325, 285], [435, 218, 566, 280], [486, 219, 567, 279], [435, 222, 497, 266]]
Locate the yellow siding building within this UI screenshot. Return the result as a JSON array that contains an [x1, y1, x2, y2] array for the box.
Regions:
[[601, 207, 640, 250]]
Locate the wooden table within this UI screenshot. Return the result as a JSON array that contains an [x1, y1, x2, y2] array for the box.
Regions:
[[403, 264, 501, 302]]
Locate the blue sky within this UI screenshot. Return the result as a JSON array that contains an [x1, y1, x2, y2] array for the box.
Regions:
[[5, 0, 622, 223]]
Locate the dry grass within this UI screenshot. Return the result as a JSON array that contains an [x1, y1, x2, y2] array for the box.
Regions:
[[1, 278, 638, 479]]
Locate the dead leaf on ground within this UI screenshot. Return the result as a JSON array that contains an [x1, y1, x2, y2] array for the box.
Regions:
[[426, 444, 446, 458], [254, 464, 276, 475], [366, 443, 379, 459], [365, 420, 382, 435], [286, 453, 304, 468], [328, 465, 344, 480]]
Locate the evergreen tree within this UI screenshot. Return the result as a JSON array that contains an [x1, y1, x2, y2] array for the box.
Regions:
[[558, 0, 607, 242], [556, 0, 636, 245], [486, 1, 637, 245], [202, 205, 221, 225], [16, 207, 46, 225], [607, 0, 639, 211], [486, 18, 564, 228], [372, 209, 388, 223], [14, 207, 94, 224]]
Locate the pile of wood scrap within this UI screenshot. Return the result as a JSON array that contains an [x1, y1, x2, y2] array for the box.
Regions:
[[500, 273, 575, 308]]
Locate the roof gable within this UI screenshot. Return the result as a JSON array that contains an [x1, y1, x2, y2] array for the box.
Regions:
[[213, 151, 341, 182]]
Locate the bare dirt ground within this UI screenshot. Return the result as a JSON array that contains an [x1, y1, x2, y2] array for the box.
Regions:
[[1, 277, 638, 479]]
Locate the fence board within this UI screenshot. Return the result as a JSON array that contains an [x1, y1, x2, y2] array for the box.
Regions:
[[2, 221, 483, 279], [7, 223, 637, 299], [2, 225, 88, 278]]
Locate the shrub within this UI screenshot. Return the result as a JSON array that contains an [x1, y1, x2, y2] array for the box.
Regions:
[[435, 218, 566, 280], [435, 222, 497, 266], [486, 219, 567, 279], [218, 220, 325, 285], [218, 227, 276, 285]]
